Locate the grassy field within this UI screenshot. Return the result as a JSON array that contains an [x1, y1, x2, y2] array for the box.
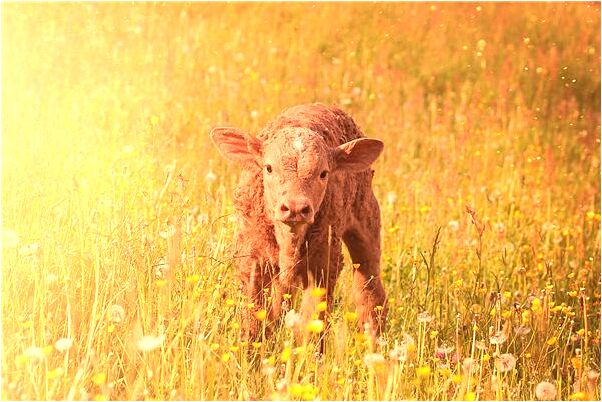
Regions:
[[2, 2, 600, 401]]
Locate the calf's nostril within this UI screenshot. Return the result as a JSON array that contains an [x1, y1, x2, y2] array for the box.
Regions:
[[300, 205, 311, 215], [280, 204, 290, 212]]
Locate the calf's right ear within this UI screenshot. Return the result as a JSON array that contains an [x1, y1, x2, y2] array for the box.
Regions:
[[210, 127, 262, 166]]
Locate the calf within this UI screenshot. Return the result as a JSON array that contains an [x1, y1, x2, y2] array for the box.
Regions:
[[211, 103, 387, 340]]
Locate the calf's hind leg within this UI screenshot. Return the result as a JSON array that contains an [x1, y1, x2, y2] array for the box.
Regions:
[[343, 196, 387, 337]]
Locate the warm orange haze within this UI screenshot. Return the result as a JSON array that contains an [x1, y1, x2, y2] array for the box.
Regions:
[[2, 2, 600, 401]]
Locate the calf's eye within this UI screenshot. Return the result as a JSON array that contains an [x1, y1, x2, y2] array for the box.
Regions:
[[265, 165, 273, 174], [320, 170, 328, 179]]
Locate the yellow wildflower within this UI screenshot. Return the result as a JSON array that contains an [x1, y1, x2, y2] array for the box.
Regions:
[[344, 311, 358, 321], [91, 372, 107, 386], [571, 357, 582, 370], [15, 354, 27, 367], [47, 367, 64, 380], [416, 366, 431, 378], [306, 319, 325, 333], [569, 392, 588, 401], [185, 274, 200, 284]]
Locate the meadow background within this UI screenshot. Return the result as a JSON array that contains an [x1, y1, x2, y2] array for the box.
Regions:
[[2, 2, 600, 401]]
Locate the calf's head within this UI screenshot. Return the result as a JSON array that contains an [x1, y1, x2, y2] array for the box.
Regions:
[[211, 126, 383, 234]]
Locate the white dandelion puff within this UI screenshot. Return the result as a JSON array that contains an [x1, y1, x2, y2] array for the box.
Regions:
[[448, 220, 460, 232], [389, 333, 415, 362], [284, 309, 301, 329], [136, 334, 165, 352], [535, 381, 557, 401], [159, 225, 176, 239], [489, 330, 508, 345], [463, 357, 475, 374], [18, 243, 39, 257], [205, 170, 217, 183], [417, 311, 434, 323], [109, 304, 126, 323], [363, 353, 385, 368], [155, 257, 169, 278], [495, 353, 516, 373], [3, 229, 20, 248], [24, 346, 45, 362], [54, 338, 74, 352], [386, 191, 397, 205], [514, 325, 532, 337]]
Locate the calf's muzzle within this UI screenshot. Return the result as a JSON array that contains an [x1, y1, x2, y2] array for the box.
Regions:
[[276, 197, 314, 224]]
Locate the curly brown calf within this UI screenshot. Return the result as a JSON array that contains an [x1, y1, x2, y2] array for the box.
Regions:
[[211, 103, 387, 342]]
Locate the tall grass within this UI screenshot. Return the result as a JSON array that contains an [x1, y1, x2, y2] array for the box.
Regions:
[[2, 3, 600, 400]]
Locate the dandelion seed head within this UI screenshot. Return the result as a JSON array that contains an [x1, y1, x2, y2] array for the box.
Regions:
[[205, 170, 217, 183], [463, 357, 475, 373], [489, 330, 508, 345], [496, 353, 516, 373], [24, 346, 45, 362], [417, 311, 434, 323], [587, 369, 600, 381], [389, 333, 416, 362], [3, 229, 20, 248], [136, 334, 165, 352], [18, 243, 40, 257], [284, 309, 301, 328], [363, 352, 385, 368], [159, 225, 176, 239], [54, 338, 74, 352], [155, 257, 169, 278], [109, 304, 126, 323], [261, 360, 276, 376], [387, 191, 397, 205], [535, 381, 557, 400], [435, 344, 454, 358], [514, 325, 532, 336]]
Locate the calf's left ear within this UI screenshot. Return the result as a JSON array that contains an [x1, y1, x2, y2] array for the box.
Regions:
[[334, 138, 384, 172]]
